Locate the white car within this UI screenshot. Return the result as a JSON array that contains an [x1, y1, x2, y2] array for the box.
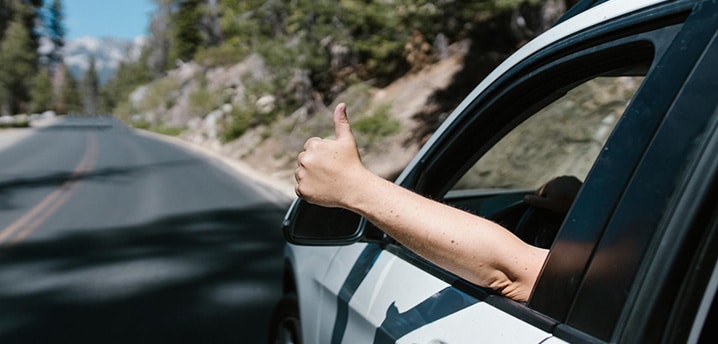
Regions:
[[272, 0, 718, 343]]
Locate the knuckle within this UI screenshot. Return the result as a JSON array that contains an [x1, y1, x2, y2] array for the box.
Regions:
[[303, 137, 322, 150], [297, 155, 309, 168]]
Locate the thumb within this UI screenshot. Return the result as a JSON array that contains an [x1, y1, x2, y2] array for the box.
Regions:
[[333, 103, 353, 140]]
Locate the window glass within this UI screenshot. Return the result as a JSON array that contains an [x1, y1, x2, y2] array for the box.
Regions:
[[452, 76, 644, 191]]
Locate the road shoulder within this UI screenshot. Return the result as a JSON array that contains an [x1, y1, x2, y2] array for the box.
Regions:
[[0, 128, 36, 153]]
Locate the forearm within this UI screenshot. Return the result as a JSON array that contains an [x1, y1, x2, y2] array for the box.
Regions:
[[295, 103, 547, 301], [344, 170, 548, 301]]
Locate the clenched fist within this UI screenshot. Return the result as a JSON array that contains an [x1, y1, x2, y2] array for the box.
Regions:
[[295, 103, 370, 209]]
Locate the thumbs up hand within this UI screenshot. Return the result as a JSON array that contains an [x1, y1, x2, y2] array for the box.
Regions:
[[295, 103, 369, 208]]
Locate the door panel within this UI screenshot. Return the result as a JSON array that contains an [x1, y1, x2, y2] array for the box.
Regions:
[[368, 251, 550, 343]]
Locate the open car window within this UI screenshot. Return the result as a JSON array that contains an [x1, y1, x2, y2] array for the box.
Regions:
[[444, 74, 647, 235], [451, 76, 643, 193], [393, 11, 686, 326]]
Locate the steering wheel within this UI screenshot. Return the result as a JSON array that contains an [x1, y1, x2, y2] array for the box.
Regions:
[[490, 200, 564, 249]]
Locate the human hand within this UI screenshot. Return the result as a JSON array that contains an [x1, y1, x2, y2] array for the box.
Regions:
[[295, 103, 368, 208], [524, 175, 583, 213]]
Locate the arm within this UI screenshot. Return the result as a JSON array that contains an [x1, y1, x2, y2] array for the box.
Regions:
[[295, 103, 548, 302]]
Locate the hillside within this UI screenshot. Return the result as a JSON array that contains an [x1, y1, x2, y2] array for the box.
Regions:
[[114, 0, 574, 191]]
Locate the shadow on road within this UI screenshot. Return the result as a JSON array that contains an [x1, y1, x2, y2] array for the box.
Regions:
[[0, 204, 290, 344], [0, 159, 201, 211]]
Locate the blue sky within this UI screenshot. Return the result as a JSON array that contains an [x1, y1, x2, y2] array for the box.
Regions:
[[63, 0, 156, 39]]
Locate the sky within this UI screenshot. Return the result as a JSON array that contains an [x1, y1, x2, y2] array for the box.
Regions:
[[63, 0, 156, 40]]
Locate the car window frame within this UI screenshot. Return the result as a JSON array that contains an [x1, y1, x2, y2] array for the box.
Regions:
[[552, 2, 718, 341]]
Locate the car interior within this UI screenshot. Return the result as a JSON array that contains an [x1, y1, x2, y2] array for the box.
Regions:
[[443, 73, 646, 249]]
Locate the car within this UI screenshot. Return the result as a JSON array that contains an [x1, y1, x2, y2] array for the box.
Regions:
[[271, 0, 718, 342]]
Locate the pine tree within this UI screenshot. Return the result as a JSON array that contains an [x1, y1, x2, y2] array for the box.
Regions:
[[0, 1, 12, 41], [46, 0, 65, 69], [13, 0, 43, 58], [147, 0, 174, 74], [0, 19, 37, 115], [171, 0, 202, 63], [83, 55, 99, 115], [29, 68, 54, 113], [99, 56, 153, 113], [200, 0, 222, 46], [59, 65, 82, 114]]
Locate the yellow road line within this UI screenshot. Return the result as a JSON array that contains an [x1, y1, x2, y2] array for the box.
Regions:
[[0, 132, 99, 245]]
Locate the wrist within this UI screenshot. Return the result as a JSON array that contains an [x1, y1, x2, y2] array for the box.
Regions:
[[340, 167, 380, 212], [343, 168, 395, 217]]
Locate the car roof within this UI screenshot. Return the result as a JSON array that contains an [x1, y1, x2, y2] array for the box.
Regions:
[[395, 0, 671, 184], [555, 0, 610, 24]]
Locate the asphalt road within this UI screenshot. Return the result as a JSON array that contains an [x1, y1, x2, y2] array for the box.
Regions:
[[0, 116, 292, 343]]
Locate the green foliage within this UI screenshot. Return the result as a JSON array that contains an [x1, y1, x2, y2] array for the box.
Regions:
[[151, 124, 184, 136], [188, 79, 221, 116], [29, 68, 54, 113], [0, 19, 36, 114], [142, 0, 539, 94], [353, 103, 401, 143], [100, 56, 154, 114], [129, 117, 151, 130], [140, 77, 181, 112], [111, 99, 139, 122], [171, 0, 203, 63], [83, 55, 99, 114], [0, 117, 30, 128], [46, 0, 66, 67], [220, 107, 253, 142], [121, 0, 551, 143], [193, 38, 251, 67], [60, 66, 83, 114], [129, 117, 184, 136], [5, 1, 43, 55], [220, 82, 274, 143]]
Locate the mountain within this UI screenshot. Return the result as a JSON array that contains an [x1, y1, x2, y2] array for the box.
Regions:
[[63, 36, 146, 84]]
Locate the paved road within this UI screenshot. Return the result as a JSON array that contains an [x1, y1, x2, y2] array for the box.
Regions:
[[0, 116, 292, 343]]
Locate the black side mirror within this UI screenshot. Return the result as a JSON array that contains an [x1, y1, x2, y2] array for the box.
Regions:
[[282, 198, 364, 246]]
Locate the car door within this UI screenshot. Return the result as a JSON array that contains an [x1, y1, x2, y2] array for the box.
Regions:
[[545, 1, 718, 341], [322, 1, 713, 343]]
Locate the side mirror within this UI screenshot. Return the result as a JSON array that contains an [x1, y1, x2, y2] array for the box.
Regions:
[[282, 198, 364, 246]]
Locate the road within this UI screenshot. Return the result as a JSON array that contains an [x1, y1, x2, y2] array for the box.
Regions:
[[0, 116, 292, 343]]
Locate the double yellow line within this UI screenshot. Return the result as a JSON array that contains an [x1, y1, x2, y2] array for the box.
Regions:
[[0, 132, 99, 245]]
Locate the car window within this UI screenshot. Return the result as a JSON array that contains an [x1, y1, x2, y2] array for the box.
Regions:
[[451, 76, 643, 192]]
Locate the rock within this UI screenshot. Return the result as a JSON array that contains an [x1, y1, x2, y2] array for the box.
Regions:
[[203, 109, 224, 140], [256, 95, 276, 114], [129, 86, 148, 109], [187, 117, 202, 130]]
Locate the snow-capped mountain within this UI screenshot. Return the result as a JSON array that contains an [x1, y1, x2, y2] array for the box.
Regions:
[[63, 36, 146, 84]]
